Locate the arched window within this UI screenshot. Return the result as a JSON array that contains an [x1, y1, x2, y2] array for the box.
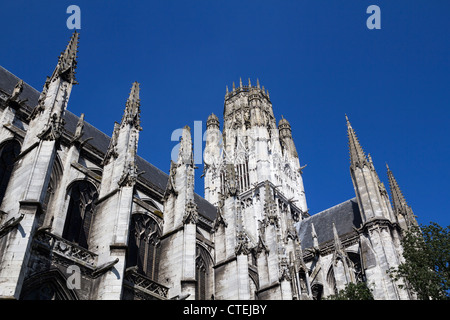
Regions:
[[0, 139, 21, 206], [196, 244, 213, 300], [196, 256, 207, 300], [62, 180, 98, 249], [20, 270, 78, 300], [311, 283, 324, 300], [126, 214, 161, 280], [327, 267, 337, 296]]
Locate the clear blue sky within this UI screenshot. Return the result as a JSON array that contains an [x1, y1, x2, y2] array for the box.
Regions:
[[1, 1, 449, 227]]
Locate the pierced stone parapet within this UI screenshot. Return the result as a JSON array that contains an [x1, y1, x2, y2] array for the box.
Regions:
[[33, 230, 98, 268], [123, 268, 169, 299]]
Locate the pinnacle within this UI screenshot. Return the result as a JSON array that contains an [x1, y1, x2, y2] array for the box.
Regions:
[[386, 164, 414, 226], [54, 31, 80, 83], [226, 77, 270, 98], [346, 116, 367, 168], [387, 164, 407, 205], [178, 125, 194, 165], [121, 81, 141, 129], [128, 81, 140, 103]]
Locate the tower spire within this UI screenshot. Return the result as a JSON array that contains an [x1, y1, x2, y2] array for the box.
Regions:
[[53, 31, 79, 84], [346, 115, 367, 169], [386, 164, 417, 228], [121, 82, 141, 130]]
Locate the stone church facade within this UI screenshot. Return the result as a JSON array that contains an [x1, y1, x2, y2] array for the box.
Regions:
[[0, 32, 417, 300]]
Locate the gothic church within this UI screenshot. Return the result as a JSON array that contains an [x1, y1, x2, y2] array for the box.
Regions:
[[0, 32, 418, 300]]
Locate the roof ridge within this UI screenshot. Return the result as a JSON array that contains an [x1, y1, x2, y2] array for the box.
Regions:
[[312, 197, 357, 217]]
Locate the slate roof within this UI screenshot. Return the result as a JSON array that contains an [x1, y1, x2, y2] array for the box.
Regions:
[[0, 65, 217, 222], [296, 198, 362, 250]]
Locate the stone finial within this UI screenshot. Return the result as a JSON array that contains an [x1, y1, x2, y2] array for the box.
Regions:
[[278, 115, 291, 128], [207, 113, 220, 129], [121, 81, 141, 130], [9, 80, 24, 102], [73, 113, 85, 140], [346, 115, 367, 169], [55, 31, 79, 83], [102, 122, 120, 165]]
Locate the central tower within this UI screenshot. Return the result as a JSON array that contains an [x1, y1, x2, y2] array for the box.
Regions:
[[204, 78, 311, 299]]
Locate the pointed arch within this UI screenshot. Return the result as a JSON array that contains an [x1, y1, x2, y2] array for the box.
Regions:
[[20, 269, 79, 300], [195, 242, 213, 300], [126, 213, 161, 280], [0, 139, 21, 206], [62, 180, 99, 249], [327, 266, 337, 296], [311, 282, 324, 300]]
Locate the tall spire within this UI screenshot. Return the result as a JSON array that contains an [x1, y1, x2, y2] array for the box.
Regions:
[[346, 115, 367, 169], [386, 164, 416, 228], [121, 81, 141, 130], [53, 31, 79, 84]]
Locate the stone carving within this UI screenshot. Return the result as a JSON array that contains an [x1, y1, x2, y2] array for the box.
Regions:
[[8, 80, 24, 103], [182, 199, 198, 225], [37, 112, 66, 141], [124, 268, 169, 299], [33, 230, 98, 268], [0, 213, 24, 238], [279, 257, 292, 282], [235, 230, 251, 256], [212, 195, 227, 231], [102, 123, 120, 165], [28, 77, 50, 121]]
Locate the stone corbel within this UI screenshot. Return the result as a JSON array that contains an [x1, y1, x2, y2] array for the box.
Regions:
[[92, 258, 120, 277], [0, 213, 24, 238]]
